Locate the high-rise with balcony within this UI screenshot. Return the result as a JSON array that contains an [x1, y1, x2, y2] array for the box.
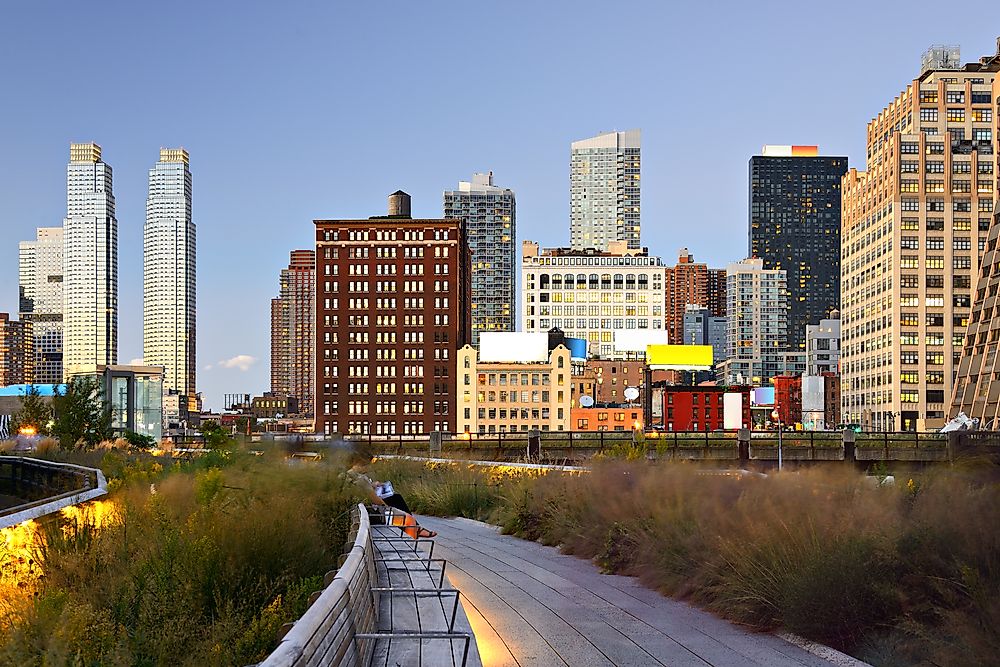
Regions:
[[720, 258, 793, 386], [63, 142, 117, 378], [841, 43, 999, 431], [443, 172, 515, 345], [570, 130, 641, 251], [18, 227, 64, 383], [749, 146, 848, 351], [313, 192, 472, 436], [271, 250, 315, 416], [143, 148, 196, 396]]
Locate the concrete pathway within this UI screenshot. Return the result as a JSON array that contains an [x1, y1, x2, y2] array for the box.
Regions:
[[418, 515, 852, 667]]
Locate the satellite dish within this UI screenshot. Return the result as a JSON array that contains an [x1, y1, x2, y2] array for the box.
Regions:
[[580, 395, 595, 408], [624, 387, 639, 401]]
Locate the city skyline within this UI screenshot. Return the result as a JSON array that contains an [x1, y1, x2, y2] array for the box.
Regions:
[[1, 3, 997, 408]]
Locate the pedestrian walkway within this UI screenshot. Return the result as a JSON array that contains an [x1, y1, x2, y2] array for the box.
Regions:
[[418, 515, 860, 667]]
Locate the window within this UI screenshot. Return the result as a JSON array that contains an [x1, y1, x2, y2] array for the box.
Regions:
[[946, 91, 965, 104], [900, 390, 919, 403], [926, 161, 945, 173], [947, 108, 966, 122], [919, 108, 938, 122], [973, 128, 992, 142], [925, 238, 944, 250]]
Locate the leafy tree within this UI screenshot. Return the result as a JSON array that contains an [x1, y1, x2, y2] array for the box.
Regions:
[[51, 377, 113, 449], [12, 385, 53, 435], [123, 430, 155, 449], [200, 421, 228, 448]]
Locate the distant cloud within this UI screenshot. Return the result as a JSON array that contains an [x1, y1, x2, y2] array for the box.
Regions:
[[216, 354, 257, 372], [204, 364, 214, 371], [129, 358, 145, 366]]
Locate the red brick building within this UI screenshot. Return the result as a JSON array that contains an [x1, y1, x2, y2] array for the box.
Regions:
[[663, 249, 726, 344], [652, 385, 751, 431], [313, 192, 471, 436], [772, 375, 802, 426], [0, 313, 34, 386]]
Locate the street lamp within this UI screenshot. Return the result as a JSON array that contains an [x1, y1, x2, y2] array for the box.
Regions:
[[771, 408, 783, 471]]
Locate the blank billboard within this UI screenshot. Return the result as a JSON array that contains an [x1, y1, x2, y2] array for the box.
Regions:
[[801, 376, 825, 412], [646, 344, 713, 369], [614, 330, 670, 353], [479, 332, 549, 363], [565, 337, 588, 361], [723, 392, 744, 430]]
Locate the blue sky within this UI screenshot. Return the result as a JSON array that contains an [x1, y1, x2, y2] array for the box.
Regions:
[[0, 2, 997, 410]]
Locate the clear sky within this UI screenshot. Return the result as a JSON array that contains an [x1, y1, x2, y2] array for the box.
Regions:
[[0, 2, 997, 410]]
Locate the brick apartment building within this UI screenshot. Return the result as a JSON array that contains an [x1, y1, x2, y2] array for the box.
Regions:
[[664, 249, 726, 344], [313, 192, 471, 435]]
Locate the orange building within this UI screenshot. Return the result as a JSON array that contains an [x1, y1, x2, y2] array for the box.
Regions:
[[571, 406, 643, 431]]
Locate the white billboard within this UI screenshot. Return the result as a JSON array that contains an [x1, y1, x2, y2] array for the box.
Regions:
[[802, 376, 825, 413], [614, 329, 669, 353], [478, 332, 549, 363], [723, 392, 744, 430]]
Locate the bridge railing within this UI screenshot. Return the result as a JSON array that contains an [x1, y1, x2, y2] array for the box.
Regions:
[[0, 456, 108, 529], [258, 503, 377, 667]]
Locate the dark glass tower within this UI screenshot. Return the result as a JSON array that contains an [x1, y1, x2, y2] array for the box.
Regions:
[[749, 148, 848, 352]]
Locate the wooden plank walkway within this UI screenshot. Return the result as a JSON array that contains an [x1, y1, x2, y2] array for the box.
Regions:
[[418, 515, 854, 667]]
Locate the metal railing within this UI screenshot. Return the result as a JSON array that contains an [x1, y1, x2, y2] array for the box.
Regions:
[[0, 456, 107, 529]]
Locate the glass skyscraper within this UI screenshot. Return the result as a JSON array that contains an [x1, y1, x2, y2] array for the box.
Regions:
[[143, 148, 196, 396], [570, 130, 641, 251], [63, 143, 117, 379], [749, 146, 847, 352], [443, 172, 516, 345]]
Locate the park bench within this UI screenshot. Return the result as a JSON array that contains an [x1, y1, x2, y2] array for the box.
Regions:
[[255, 503, 480, 667]]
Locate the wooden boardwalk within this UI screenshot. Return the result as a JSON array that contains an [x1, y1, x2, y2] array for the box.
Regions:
[[418, 515, 858, 667]]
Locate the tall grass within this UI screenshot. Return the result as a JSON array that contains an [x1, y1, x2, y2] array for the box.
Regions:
[[379, 458, 1000, 665], [0, 458, 362, 666]]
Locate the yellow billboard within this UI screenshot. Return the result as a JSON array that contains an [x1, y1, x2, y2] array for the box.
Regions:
[[646, 344, 713, 370]]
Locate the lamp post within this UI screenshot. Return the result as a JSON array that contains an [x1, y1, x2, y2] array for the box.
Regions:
[[771, 408, 783, 471]]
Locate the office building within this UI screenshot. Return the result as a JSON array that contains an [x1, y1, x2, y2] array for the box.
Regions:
[[521, 240, 666, 358], [18, 227, 64, 383], [443, 172, 516, 345], [314, 191, 471, 436], [143, 148, 196, 397], [457, 337, 572, 434], [570, 130, 641, 250], [750, 147, 848, 351], [63, 142, 117, 379], [682, 305, 727, 366], [841, 42, 1000, 431], [270, 250, 315, 416], [952, 215, 1000, 426], [720, 258, 790, 386], [805, 312, 841, 376], [664, 249, 727, 344], [0, 314, 34, 386]]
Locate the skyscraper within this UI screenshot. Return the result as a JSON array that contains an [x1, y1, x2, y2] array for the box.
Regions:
[[443, 172, 516, 345], [63, 143, 117, 379], [314, 191, 471, 436], [664, 249, 727, 344], [0, 313, 34, 386], [18, 227, 64, 383], [143, 148, 196, 396], [841, 43, 999, 431], [270, 250, 315, 416], [720, 258, 793, 386], [570, 130, 641, 250], [749, 146, 847, 352]]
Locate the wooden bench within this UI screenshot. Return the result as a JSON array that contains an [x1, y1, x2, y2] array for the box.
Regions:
[[256, 503, 480, 667]]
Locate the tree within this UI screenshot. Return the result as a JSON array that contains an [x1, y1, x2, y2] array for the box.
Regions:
[[51, 377, 113, 449], [12, 385, 53, 435], [199, 421, 228, 448]]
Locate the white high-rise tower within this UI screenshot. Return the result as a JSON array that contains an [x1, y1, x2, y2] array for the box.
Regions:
[[143, 148, 196, 396], [570, 130, 641, 251], [19, 227, 64, 383], [63, 142, 117, 378]]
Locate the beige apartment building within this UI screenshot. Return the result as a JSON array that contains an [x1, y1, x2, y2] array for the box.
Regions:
[[841, 43, 1000, 431], [457, 343, 573, 434]]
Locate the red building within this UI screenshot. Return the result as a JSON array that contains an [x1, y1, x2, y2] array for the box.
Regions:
[[663, 249, 726, 344], [313, 192, 471, 436], [772, 375, 802, 426], [652, 385, 751, 431]]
